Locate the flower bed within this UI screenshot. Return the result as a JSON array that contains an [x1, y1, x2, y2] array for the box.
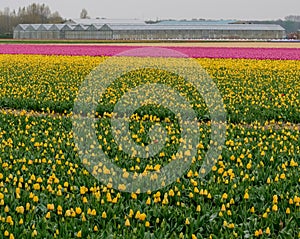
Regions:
[[0, 44, 299, 60], [0, 48, 299, 238]]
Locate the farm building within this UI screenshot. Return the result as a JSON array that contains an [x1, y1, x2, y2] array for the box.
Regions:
[[13, 20, 286, 40]]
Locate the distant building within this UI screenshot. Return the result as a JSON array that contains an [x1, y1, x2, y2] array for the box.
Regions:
[[13, 19, 286, 40], [155, 20, 236, 25]]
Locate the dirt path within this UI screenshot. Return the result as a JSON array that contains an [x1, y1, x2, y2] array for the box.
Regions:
[[2, 40, 300, 48]]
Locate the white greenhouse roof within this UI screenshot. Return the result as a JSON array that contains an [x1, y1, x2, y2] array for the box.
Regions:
[[15, 23, 285, 32], [157, 20, 236, 25], [37, 24, 53, 30], [105, 24, 285, 31]]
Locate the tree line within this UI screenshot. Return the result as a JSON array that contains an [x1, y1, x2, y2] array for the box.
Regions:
[[0, 3, 63, 37], [284, 15, 300, 22], [249, 19, 300, 34]]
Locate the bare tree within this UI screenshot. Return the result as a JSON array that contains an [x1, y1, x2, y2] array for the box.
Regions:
[[49, 11, 63, 23], [285, 15, 300, 22], [0, 3, 64, 36], [80, 8, 89, 19]]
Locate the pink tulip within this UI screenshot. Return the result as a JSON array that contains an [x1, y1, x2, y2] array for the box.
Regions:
[[0, 44, 299, 60]]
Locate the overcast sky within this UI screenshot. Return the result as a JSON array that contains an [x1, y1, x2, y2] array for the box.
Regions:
[[1, 0, 299, 21]]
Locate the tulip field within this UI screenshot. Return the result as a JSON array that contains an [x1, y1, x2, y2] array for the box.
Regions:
[[0, 44, 299, 238]]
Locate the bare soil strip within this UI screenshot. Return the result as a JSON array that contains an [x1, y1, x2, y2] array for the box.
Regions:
[[1, 39, 300, 48]]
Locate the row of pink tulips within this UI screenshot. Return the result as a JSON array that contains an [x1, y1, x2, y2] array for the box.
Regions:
[[0, 44, 299, 60]]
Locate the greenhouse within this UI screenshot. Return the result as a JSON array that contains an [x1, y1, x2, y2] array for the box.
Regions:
[[13, 22, 286, 40]]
